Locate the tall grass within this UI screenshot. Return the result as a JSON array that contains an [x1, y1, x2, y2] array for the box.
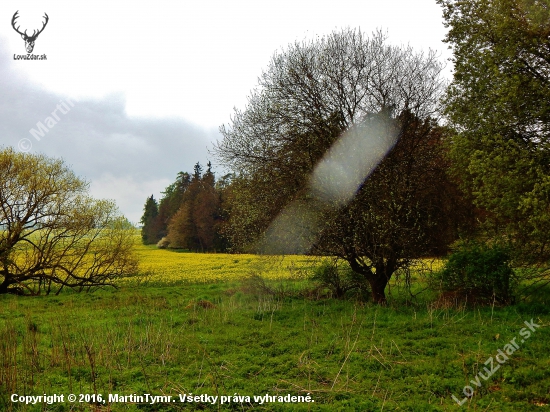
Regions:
[[1, 278, 548, 411]]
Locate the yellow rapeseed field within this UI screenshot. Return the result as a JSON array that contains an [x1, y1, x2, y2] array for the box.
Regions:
[[133, 243, 323, 284]]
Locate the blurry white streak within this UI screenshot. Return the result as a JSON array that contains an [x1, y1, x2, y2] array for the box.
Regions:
[[309, 115, 398, 206], [259, 114, 398, 254], [261, 203, 321, 255]]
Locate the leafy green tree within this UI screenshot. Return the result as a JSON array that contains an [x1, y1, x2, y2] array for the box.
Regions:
[[140, 195, 160, 244], [156, 172, 192, 238], [437, 0, 550, 263], [0, 147, 139, 295]]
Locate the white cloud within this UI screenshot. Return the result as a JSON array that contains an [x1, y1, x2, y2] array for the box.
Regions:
[[0, 0, 452, 128], [89, 174, 172, 224]]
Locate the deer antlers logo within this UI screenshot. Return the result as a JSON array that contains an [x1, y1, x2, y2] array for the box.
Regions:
[[12, 11, 49, 54]]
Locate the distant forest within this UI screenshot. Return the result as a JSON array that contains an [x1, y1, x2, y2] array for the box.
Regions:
[[140, 162, 232, 252]]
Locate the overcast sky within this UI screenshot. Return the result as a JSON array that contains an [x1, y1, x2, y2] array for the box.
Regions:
[[0, 0, 452, 224]]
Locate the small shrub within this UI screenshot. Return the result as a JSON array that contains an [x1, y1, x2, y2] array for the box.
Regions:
[[240, 274, 295, 299], [311, 261, 370, 300], [157, 237, 170, 249], [240, 274, 276, 297], [433, 242, 515, 305]]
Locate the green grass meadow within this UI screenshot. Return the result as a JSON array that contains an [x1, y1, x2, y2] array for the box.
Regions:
[[0, 248, 549, 411]]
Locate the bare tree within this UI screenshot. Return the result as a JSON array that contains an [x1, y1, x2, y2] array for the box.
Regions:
[[0, 148, 139, 295], [215, 28, 473, 304], [216, 30, 445, 172]]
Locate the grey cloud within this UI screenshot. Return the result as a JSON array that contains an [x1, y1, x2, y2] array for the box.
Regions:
[[0, 39, 221, 222]]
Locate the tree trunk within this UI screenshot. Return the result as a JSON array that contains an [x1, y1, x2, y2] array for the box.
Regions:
[[369, 259, 396, 305], [347, 256, 395, 305], [369, 275, 388, 305], [0, 278, 13, 294]]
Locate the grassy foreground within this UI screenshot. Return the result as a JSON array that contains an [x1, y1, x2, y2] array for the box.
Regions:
[[0, 248, 549, 411]]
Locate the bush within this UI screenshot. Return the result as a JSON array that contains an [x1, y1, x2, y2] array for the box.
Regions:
[[157, 237, 170, 249], [433, 242, 515, 305], [311, 261, 370, 300]]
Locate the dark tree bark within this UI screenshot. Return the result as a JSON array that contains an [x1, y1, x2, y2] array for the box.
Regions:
[[0, 278, 12, 294], [369, 276, 389, 305]]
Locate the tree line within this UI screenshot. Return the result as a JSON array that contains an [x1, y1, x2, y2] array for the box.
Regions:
[[140, 29, 475, 303], [6, 0, 544, 298], [141, 1, 549, 303], [140, 162, 232, 252]]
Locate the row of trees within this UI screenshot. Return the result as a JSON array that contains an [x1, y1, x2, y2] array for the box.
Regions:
[[140, 162, 230, 252], [4, 0, 547, 298], [138, 1, 548, 303]]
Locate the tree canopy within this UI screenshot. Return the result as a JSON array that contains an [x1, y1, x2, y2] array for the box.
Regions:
[[437, 0, 550, 263], [214, 28, 471, 303], [0, 147, 138, 295]]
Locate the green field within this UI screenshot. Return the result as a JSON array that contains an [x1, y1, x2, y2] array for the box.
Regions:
[[0, 247, 548, 411]]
